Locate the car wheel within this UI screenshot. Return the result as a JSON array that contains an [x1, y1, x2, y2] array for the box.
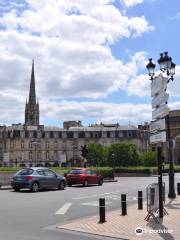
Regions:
[[13, 187, 20, 192], [98, 179, 103, 186], [83, 180, 88, 187], [31, 182, 39, 192], [58, 181, 65, 190]]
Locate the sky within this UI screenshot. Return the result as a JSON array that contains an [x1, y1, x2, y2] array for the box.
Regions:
[[0, 0, 180, 127]]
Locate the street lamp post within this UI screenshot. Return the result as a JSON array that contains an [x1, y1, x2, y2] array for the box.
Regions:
[[146, 52, 176, 199]]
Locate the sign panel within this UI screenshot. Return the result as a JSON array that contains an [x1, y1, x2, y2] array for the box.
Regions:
[[152, 91, 169, 109], [150, 118, 166, 133], [152, 104, 169, 120], [151, 74, 167, 97], [150, 131, 166, 144]]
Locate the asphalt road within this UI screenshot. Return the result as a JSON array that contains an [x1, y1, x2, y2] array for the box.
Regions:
[[0, 174, 180, 240]]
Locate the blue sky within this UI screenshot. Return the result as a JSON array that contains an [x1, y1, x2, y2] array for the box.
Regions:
[[0, 0, 179, 127]]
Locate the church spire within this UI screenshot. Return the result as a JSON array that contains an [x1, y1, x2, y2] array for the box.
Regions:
[[25, 60, 39, 126], [29, 59, 36, 104]]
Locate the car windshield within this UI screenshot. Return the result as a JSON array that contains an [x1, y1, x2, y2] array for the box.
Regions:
[[17, 169, 34, 176], [70, 169, 84, 174]]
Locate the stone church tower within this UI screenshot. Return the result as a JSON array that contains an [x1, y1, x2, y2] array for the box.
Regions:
[[25, 61, 39, 125]]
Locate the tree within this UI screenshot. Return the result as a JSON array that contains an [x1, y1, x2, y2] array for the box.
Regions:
[[107, 142, 140, 167], [139, 151, 157, 167], [85, 143, 108, 166]]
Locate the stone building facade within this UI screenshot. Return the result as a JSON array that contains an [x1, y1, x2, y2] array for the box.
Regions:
[[149, 110, 180, 165], [167, 110, 180, 164], [0, 63, 149, 167]]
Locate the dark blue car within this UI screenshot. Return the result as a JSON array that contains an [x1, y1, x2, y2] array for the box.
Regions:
[[11, 167, 66, 192]]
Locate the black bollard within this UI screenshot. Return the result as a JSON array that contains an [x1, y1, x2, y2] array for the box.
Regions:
[[138, 191, 143, 210], [177, 183, 180, 195], [121, 194, 127, 216], [99, 198, 106, 223]]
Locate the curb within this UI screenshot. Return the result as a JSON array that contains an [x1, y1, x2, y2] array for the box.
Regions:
[[104, 179, 118, 183]]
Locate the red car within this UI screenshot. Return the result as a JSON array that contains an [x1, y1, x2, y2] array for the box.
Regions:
[[66, 168, 103, 187]]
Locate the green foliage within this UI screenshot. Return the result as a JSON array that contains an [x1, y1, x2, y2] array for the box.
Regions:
[[107, 142, 140, 167], [114, 167, 151, 175], [86, 143, 108, 166], [139, 151, 157, 167], [0, 167, 20, 172]]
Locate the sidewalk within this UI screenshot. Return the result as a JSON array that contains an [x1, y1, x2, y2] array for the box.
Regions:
[[57, 196, 180, 240]]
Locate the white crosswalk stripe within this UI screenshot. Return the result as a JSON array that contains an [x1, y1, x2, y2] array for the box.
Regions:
[[55, 203, 72, 215]]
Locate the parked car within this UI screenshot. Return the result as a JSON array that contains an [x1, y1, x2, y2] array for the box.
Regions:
[[11, 167, 66, 192], [66, 168, 103, 187]]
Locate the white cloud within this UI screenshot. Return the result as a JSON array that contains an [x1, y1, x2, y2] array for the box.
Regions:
[[0, 0, 154, 124], [40, 100, 152, 125], [127, 66, 180, 98], [127, 74, 150, 97], [120, 0, 144, 8]]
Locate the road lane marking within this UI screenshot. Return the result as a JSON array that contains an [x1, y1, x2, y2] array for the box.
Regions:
[[81, 201, 112, 207], [72, 191, 121, 200], [55, 203, 72, 215]]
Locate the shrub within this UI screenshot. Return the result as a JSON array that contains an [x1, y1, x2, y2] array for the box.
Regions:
[[139, 151, 157, 167]]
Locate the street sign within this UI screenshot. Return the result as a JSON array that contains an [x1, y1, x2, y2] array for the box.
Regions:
[[150, 118, 166, 133], [152, 91, 169, 109], [152, 104, 169, 120], [151, 74, 167, 97], [150, 131, 166, 144]]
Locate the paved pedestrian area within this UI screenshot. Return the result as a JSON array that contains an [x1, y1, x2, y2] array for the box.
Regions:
[[57, 196, 180, 240]]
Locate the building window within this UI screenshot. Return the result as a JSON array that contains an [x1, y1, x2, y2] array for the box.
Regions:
[[54, 151, 58, 160], [93, 132, 99, 138], [10, 141, 14, 149], [110, 132, 115, 138], [46, 151, 49, 160], [46, 142, 49, 149], [85, 132, 90, 138], [54, 141, 58, 149], [29, 151, 32, 160], [37, 151, 41, 160], [74, 132, 78, 138], [54, 132, 58, 139], [67, 132, 73, 138], [37, 131, 41, 138], [21, 141, 24, 149], [128, 132, 132, 137], [29, 142, 33, 149], [29, 132, 33, 138], [79, 132, 85, 138], [118, 132, 123, 138], [45, 132, 49, 138], [21, 131, 25, 138], [62, 132, 67, 139], [102, 132, 107, 138]]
